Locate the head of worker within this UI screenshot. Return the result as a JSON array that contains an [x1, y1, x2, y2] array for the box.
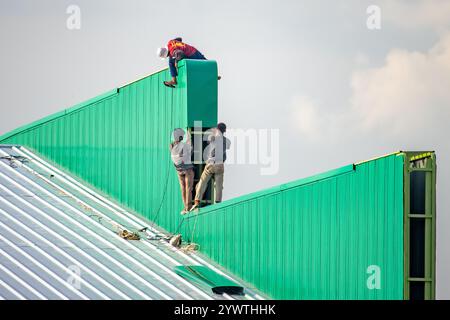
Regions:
[[157, 47, 169, 59], [173, 128, 185, 143], [207, 123, 226, 143], [217, 123, 227, 134]]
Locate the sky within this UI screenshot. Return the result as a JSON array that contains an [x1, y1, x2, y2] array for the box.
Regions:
[[0, 0, 449, 298]]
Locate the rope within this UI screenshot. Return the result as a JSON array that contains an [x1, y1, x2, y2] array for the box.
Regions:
[[174, 216, 185, 235], [0, 155, 28, 168], [117, 229, 141, 240], [177, 210, 200, 252], [148, 162, 172, 230], [181, 242, 200, 253], [190, 211, 199, 244], [148, 85, 176, 231]]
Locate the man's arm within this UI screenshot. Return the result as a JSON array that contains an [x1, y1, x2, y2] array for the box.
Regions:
[[185, 130, 193, 156], [173, 49, 185, 62], [225, 137, 231, 150]]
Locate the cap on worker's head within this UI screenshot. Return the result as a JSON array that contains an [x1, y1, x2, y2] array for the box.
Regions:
[[157, 47, 169, 59], [217, 122, 227, 133], [173, 128, 185, 141]]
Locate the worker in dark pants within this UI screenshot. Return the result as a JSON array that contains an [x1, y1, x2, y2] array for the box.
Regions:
[[157, 37, 206, 88], [190, 123, 231, 211]]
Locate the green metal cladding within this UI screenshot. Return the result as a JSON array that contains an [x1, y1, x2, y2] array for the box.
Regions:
[[0, 60, 218, 233], [183, 154, 406, 299], [0, 60, 436, 300]]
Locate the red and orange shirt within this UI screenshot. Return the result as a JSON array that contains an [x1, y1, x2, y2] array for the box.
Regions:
[[167, 40, 198, 58]]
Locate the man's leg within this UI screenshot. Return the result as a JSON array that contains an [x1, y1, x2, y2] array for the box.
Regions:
[[185, 169, 195, 211], [164, 58, 178, 87], [191, 164, 213, 210], [177, 171, 187, 211], [213, 164, 225, 203], [187, 51, 221, 80], [169, 57, 178, 77], [188, 51, 207, 60]]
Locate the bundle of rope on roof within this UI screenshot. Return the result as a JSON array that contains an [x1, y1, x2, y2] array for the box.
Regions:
[[118, 229, 141, 241]]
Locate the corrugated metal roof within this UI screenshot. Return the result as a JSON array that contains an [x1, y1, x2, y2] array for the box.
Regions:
[[0, 145, 264, 300]]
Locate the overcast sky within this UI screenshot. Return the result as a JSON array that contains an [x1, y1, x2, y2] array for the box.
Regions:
[[1, 0, 449, 298]]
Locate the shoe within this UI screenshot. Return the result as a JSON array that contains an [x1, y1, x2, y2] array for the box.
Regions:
[[190, 201, 200, 211], [180, 210, 188, 215], [169, 234, 182, 248], [163, 81, 176, 88]]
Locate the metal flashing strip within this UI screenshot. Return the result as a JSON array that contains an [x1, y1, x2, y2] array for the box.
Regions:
[[175, 265, 244, 295], [354, 151, 402, 166]]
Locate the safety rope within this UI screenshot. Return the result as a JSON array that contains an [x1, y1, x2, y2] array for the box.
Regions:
[[148, 85, 176, 233]]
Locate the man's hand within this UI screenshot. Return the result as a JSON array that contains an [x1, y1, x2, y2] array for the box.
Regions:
[[173, 49, 185, 62]]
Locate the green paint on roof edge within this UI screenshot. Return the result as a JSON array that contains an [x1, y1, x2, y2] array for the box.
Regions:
[[188, 152, 406, 217], [0, 67, 169, 142]]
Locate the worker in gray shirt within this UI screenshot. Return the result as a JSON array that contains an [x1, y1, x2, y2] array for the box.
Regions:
[[191, 123, 231, 211], [170, 128, 194, 214]]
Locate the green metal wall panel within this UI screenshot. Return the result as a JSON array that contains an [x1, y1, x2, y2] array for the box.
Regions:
[[184, 60, 218, 127], [0, 60, 218, 233], [182, 154, 405, 299]]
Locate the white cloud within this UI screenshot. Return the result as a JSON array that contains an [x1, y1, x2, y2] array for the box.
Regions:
[[292, 33, 450, 142], [351, 33, 450, 137], [381, 0, 450, 32], [289, 33, 450, 299], [355, 52, 370, 67], [290, 95, 323, 138]]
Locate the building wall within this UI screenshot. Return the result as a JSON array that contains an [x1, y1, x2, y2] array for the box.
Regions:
[[1, 61, 408, 299], [0, 60, 218, 233], [183, 154, 405, 299]]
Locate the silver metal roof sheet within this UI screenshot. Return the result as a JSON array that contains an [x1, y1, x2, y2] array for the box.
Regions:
[[0, 145, 264, 300]]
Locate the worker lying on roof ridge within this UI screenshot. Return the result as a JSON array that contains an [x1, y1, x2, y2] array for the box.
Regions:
[[157, 37, 220, 88], [190, 123, 231, 211], [170, 128, 194, 214]]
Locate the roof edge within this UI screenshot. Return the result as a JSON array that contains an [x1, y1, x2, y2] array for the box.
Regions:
[[0, 89, 118, 142], [190, 164, 355, 217], [0, 66, 170, 143], [188, 150, 430, 218], [354, 151, 403, 166], [118, 67, 168, 90]]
